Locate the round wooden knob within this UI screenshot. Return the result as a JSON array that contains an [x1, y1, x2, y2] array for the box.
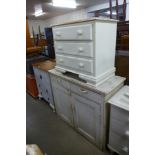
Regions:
[[77, 30, 83, 35], [78, 47, 83, 53]]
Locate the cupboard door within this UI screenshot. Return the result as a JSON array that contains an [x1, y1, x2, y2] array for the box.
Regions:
[[52, 87, 73, 126], [71, 93, 103, 147]]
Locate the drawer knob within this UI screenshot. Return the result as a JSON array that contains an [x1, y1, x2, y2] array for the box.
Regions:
[[77, 30, 83, 35], [59, 59, 64, 63], [58, 46, 63, 50], [79, 63, 84, 68], [56, 32, 61, 36], [78, 48, 84, 53]]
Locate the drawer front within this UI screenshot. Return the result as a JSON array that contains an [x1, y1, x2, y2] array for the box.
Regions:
[[55, 42, 94, 58], [109, 131, 129, 153], [111, 105, 129, 123], [70, 83, 103, 104], [53, 24, 93, 40], [56, 55, 94, 74], [50, 75, 70, 94], [110, 117, 129, 137]]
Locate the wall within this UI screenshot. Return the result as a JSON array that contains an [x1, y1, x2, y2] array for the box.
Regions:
[[45, 9, 87, 27], [46, 0, 129, 26], [86, 0, 129, 21], [28, 0, 129, 32], [28, 20, 48, 37]]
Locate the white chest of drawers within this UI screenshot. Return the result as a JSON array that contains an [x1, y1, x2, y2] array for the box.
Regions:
[[52, 18, 117, 86], [33, 60, 56, 110], [108, 86, 129, 155]]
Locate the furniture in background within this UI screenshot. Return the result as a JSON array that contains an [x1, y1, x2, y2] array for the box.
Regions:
[[115, 21, 129, 85], [116, 21, 129, 51], [49, 69, 125, 150], [26, 17, 45, 55], [26, 54, 49, 75], [108, 86, 129, 155], [52, 18, 117, 86], [26, 74, 38, 98], [33, 60, 56, 110], [115, 51, 129, 85], [44, 27, 55, 59], [26, 17, 33, 48]]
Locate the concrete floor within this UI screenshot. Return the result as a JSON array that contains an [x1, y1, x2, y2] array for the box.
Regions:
[[26, 93, 110, 155]]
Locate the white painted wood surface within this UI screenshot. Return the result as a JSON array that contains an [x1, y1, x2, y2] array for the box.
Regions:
[[49, 69, 125, 149], [108, 86, 129, 154], [33, 67, 55, 110], [54, 42, 94, 58], [71, 93, 103, 147], [108, 85, 129, 111], [53, 23, 93, 40], [52, 18, 117, 86]]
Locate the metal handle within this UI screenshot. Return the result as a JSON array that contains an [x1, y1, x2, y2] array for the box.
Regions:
[[79, 63, 84, 68], [77, 30, 83, 35], [79, 88, 88, 93]]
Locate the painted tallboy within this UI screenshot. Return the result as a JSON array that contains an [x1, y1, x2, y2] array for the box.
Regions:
[[108, 86, 129, 155], [33, 60, 56, 110], [52, 18, 117, 86], [49, 69, 125, 149]]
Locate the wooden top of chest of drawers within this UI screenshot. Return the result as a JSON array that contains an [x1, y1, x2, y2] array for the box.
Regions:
[[33, 60, 56, 72], [52, 17, 118, 27]]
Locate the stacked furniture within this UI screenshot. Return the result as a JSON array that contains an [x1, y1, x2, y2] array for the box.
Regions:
[[33, 60, 56, 110], [49, 69, 125, 149], [108, 86, 129, 155], [47, 18, 129, 153], [53, 18, 117, 86]]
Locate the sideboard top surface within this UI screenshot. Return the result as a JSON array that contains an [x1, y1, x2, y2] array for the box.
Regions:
[[49, 69, 125, 97]]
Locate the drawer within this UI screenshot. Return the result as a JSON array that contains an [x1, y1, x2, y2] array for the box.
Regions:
[[110, 104, 129, 123], [110, 117, 129, 137], [109, 131, 129, 153], [70, 83, 103, 104], [55, 42, 93, 58], [56, 55, 94, 74], [53, 24, 93, 40], [50, 75, 70, 94]]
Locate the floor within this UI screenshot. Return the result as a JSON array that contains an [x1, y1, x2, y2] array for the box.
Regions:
[[26, 93, 110, 155]]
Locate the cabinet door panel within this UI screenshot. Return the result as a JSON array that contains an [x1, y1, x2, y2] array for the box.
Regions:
[[71, 93, 102, 147], [53, 87, 73, 126]]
